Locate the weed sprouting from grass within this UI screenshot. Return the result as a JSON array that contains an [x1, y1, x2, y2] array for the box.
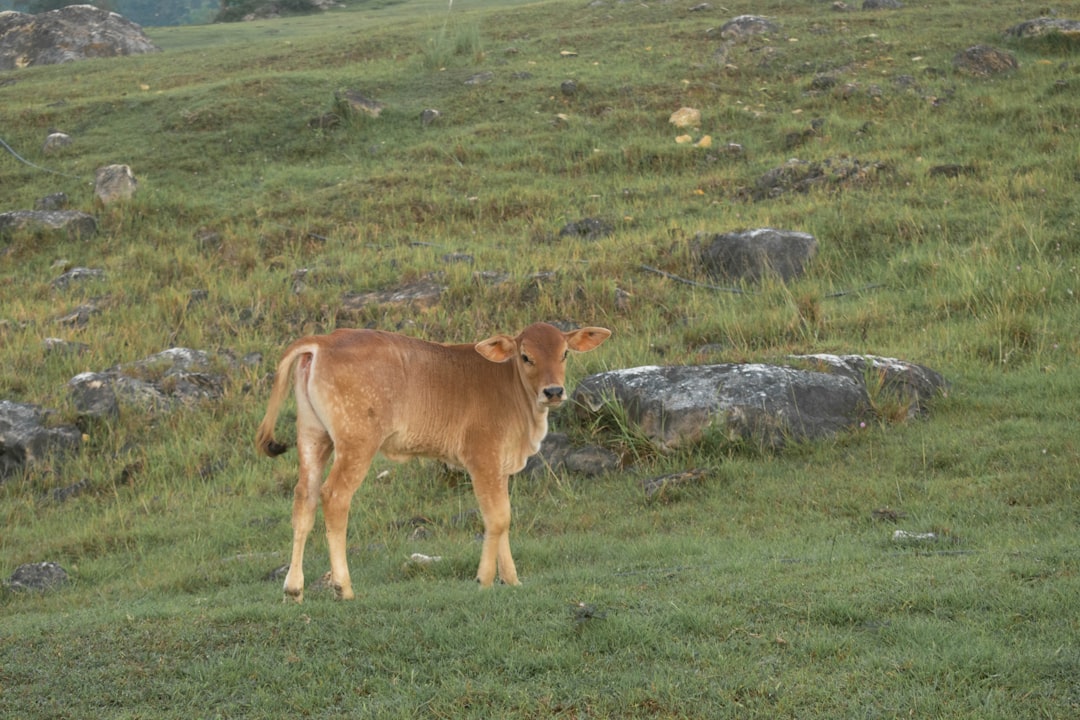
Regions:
[[578, 391, 659, 467], [420, 0, 483, 71], [861, 362, 918, 426]]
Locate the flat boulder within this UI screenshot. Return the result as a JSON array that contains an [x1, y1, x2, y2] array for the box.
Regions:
[[573, 363, 870, 450], [573, 356, 947, 451]]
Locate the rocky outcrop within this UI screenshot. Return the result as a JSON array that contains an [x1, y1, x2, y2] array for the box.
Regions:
[[0, 5, 159, 70]]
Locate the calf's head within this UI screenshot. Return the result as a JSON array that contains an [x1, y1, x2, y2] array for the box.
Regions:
[[475, 323, 611, 409]]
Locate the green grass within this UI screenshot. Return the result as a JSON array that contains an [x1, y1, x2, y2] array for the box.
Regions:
[[3, 0, 1080, 716]]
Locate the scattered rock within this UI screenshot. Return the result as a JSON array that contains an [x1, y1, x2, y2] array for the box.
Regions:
[[669, 107, 701, 129], [522, 432, 621, 478], [696, 228, 817, 284], [4, 562, 69, 592], [336, 89, 384, 118], [0, 5, 160, 70], [67, 373, 121, 421], [51, 477, 90, 503], [34, 193, 68, 211], [0, 210, 96, 242], [340, 279, 446, 313], [561, 79, 577, 96], [642, 467, 711, 499], [872, 506, 906, 522], [94, 164, 138, 205], [0, 400, 82, 481], [1003, 17, 1080, 39], [748, 157, 890, 201], [55, 303, 101, 327], [67, 347, 230, 419], [41, 131, 71, 155], [891, 530, 939, 544], [716, 15, 780, 40], [559, 217, 614, 240], [42, 337, 89, 355], [951, 45, 1018, 77], [420, 108, 441, 126], [464, 71, 494, 86], [51, 267, 105, 290]]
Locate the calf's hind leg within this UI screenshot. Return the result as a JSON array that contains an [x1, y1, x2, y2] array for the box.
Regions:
[[284, 428, 333, 603], [319, 444, 378, 600]]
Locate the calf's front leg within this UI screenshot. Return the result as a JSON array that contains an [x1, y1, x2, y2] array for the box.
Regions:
[[471, 471, 520, 587]]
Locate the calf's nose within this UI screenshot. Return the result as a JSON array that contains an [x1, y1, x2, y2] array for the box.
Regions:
[[543, 385, 565, 402]]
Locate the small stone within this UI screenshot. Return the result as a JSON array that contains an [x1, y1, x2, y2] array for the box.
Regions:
[[669, 107, 701, 129], [4, 562, 69, 592]]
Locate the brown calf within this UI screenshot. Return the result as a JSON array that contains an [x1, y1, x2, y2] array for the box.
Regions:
[[255, 322, 611, 602]]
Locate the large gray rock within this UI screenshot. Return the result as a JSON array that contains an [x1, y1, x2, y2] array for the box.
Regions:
[[573, 363, 870, 450], [573, 356, 947, 451], [0, 400, 82, 481], [0, 5, 159, 70]]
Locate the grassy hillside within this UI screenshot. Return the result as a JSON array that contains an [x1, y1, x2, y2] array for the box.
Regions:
[[2, 0, 1079, 717]]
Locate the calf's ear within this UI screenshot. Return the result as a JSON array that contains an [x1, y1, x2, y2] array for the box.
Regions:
[[565, 327, 612, 353], [475, 335, 517, 363]]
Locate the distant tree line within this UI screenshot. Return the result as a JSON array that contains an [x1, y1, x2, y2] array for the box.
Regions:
[[1, 0, 325, 26]]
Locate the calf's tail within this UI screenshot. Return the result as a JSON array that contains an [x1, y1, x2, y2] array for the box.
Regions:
[[255, 342, 314, 457]]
